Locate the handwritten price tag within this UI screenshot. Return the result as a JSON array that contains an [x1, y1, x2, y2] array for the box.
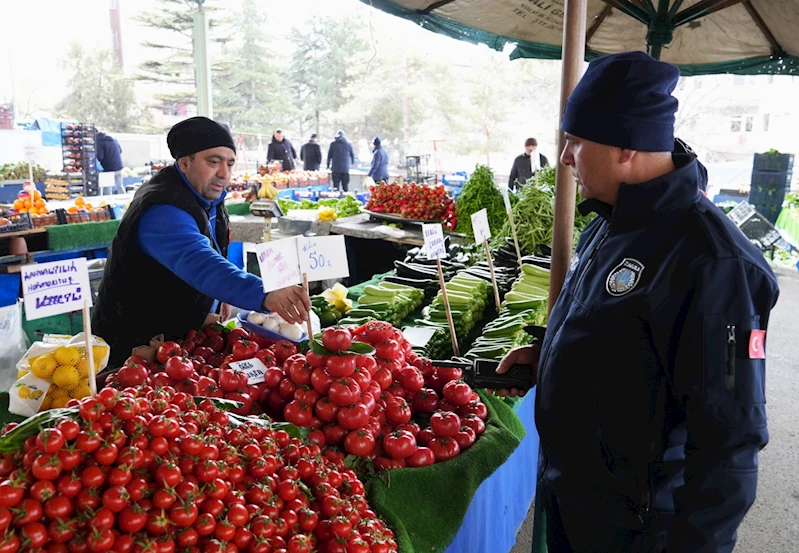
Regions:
[[228, 358, 268, 385], [298, 235, 349, 281], [21, 258, 92, 321], [422, 223, 446, 258], [254, 240, 302, 293], [471, 208, 491, 244]]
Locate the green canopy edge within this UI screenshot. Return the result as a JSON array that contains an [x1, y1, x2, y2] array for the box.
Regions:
[[361, 0, 799, 75]]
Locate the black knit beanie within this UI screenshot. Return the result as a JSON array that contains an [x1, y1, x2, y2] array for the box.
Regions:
[[167, 116, 236, 159]]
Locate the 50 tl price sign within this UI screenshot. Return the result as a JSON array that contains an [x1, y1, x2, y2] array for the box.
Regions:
[[298, 236, 349, 281]]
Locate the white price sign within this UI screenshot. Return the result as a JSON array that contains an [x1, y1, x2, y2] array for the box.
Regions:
[[422, 223, 446, 258], [21, 258, 92, 321], [297, 235, 349, 281], [471, 208, 491, 243], [228, 358, 268, 384], [502, 186, 512, 212], [254, 240, 302, 293]]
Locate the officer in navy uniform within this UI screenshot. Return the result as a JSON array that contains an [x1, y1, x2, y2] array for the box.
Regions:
[[495, 52, 779, 552]]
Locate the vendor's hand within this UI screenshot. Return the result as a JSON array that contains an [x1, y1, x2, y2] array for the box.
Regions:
[[264, 285, 312, 325], [220, 303, 233, 322], [487, 344, 540, 398], [203, 313, 223, 327]]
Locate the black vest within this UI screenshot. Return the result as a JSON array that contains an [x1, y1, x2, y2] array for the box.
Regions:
[[92, 165, 230, 367]]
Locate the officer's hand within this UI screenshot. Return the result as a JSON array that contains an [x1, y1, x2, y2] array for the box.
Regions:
[[488, 344, 540, 398], [264, 285, 312, 325]]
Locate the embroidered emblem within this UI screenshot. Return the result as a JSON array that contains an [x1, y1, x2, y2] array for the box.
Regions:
[[606, 258, 644, 296]]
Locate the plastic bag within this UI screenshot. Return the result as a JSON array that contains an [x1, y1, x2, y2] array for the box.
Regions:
[[363, 176, 376, 190], [0, 301, 30, 392], [10, 333, 110, 417]]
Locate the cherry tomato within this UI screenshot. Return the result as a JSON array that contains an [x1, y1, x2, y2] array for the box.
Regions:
[[36, 429, 65, 454]]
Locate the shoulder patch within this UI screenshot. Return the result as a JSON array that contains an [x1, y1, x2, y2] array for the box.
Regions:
[[606, 258, 644, 297]]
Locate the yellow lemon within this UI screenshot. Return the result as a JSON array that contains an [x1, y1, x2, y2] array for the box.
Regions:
[[18, 386, 30, 399], [92, 345, 108, 363], [67, 382, 90, 400], [55, 347, 81, 366], [31, 354, 58, 379], [53, 366, 80, 389], [40, 394, 53, 411], [76, 359, 91, 378], [46, 387, 70, 409]]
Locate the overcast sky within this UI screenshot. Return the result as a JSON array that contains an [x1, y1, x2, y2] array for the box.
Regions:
[[0, 0, 493, 117]]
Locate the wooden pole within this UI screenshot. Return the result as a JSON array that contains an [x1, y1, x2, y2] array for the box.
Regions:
[[435, 256, 460, 357], [302, 274, 314, 340], [535, 2, 589, 552], [549, 0, 588, 316], [82, 300, 97, 396], [483, 239, 502, 309]]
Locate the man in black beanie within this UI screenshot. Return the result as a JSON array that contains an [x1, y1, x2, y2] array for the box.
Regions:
[[93, 116, 312, 367], [495, 52, 778, 552]]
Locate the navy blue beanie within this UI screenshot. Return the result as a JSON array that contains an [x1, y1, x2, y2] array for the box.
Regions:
[[562, 51, 680, 152]]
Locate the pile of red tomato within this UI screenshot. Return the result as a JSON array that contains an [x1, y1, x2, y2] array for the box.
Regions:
[[271, 321, 487, 470], [0, 386, 397, 553], [106, 320, 489, 471]]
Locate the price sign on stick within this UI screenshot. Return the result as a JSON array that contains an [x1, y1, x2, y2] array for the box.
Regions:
[[21, 258, 98, 395], [254, 240, 302, 293], [422, 223, 460, 357], [21, 258, 92, 320], [296, 235, 350, 340], [502, 187, 523, 269], [298, 235, 350, 281], [229, 358, 268, 385], [471, 209, 502, 309]]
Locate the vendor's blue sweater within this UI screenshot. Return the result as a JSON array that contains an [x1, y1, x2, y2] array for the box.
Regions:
[[137, 166, 265, 313]]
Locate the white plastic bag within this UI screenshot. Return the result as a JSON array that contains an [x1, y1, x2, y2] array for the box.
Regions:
[[363, 176, 376, 190], [0, 301, 30, 392]]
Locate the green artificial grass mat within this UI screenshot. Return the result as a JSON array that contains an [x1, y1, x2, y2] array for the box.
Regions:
[[365, 390, 526, 553], [47, 220, 121, 251], [226, 202, 252, 216]]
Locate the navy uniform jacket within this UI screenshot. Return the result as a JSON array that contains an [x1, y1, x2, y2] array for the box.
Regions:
[[536, 143, 779, 552]]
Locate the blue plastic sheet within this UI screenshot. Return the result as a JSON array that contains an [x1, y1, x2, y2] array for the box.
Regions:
[[445, 389, 538, 553], [0, 274, 21, 308]]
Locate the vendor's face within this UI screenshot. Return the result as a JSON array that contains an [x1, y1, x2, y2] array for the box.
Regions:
[[561, 134, 621, 205], [179, 147, 236, 201]]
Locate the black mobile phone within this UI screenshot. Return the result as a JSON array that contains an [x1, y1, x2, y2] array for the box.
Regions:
[[470, 358, 535, 391]]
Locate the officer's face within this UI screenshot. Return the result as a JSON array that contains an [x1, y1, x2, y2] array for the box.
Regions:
[[179, 147, 236, 201], [561, 134, 621, 204]]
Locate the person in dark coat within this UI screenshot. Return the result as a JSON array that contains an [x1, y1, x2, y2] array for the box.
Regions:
[[266, 129, 297, 172], [327, 130, 355, 192], [300, 134, 322, 171], [92, 117, 311, 367], [508, 137, 549, 191], [96, 131, 125, 194], [368, 137, 389, 182], [495, 52, 779, 553]]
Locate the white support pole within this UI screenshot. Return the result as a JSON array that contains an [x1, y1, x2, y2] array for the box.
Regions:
[[194, 2, 213, 118]]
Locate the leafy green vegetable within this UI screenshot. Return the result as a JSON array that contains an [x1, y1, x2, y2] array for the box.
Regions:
[[493, 166, 594, 254], [786, 192, 799, 210], [0, 407, 79, 453], [454, 165, 507, 237]]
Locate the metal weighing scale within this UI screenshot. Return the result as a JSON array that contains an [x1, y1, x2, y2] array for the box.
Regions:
[[249, 199, 284, 242]]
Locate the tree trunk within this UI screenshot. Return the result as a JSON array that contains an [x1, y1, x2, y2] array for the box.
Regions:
[[402, 57, 411, 143], [315, 109, 320, 137], [485, 124, 491, 166]]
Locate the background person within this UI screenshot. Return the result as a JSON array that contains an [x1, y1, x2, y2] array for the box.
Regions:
[[508, 137, 549, 191], [96, 130, 125, 194], [266, 129, 298, 171], [300, 133, 322, 171], [327, 130, 355, 192], [368, 136, 389, 182]]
